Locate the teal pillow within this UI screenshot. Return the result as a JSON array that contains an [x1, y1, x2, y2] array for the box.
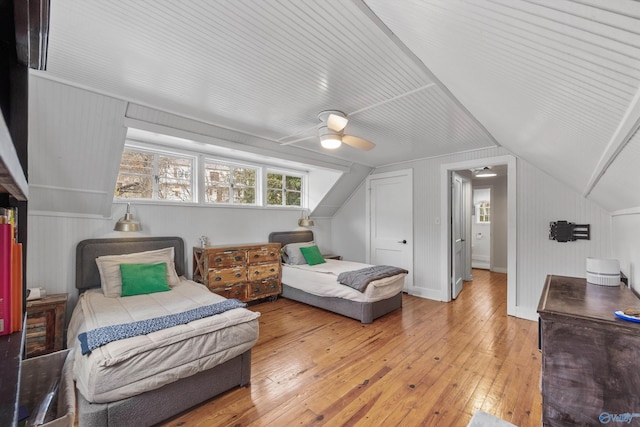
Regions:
[[120, 263, 171, 297], [299, 245, 326, 266]]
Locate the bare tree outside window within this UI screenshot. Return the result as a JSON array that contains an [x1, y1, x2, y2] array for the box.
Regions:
[[115, 140, 307, 208], [115, 148, 194, 202], [205, 162, 256, 205], [115, 150, 154, 199]]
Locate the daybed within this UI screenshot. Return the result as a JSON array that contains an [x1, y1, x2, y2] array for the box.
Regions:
[[68, 236, 260, 427], [269, 230, 406, 324]]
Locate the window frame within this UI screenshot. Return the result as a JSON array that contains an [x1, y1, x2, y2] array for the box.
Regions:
[[476, 200, 490, 224], [202, 157, 260, 206], [265, 168, 306, 208], [114, 144, 196, 203], [115, 139, 309, 209]]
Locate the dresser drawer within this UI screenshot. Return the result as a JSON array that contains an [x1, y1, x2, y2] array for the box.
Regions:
[[207, 250, 246, 267], [247, 262, 280, 281], [247, 247, 280, 264], [210, 283, 248, 300], [248, 279, 280, 299], [208, 267, 247, 285], [193, 243, 281, 303]]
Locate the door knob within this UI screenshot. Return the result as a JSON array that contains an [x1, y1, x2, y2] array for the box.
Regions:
[[398, 240, 407, 244]]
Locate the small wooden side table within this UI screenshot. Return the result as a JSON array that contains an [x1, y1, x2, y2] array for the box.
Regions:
[[25, 293, 68, 358]]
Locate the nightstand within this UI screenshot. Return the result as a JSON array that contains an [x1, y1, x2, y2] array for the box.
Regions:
[[25, 293, 68, 358], [323, 254, 342, 260]]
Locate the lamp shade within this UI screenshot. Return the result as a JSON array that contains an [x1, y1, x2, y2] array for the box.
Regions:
[[114, 203, 141, 232], [298, 216, 314, 227]]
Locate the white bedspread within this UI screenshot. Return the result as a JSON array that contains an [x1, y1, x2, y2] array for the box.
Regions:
[[67, 279, 260, 403], [282, 259, 406, 302]]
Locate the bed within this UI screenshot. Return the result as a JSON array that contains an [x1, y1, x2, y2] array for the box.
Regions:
[[269, 230, 406, 324], [69, 236, 260, 427]]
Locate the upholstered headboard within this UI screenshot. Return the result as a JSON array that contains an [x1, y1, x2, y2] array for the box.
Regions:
[[268, 230, 314, 247], [75, 236, 185, 291]]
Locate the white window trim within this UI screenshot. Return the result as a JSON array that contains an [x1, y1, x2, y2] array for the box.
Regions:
[[264, 168, 307, 208], [202, 156, 260, 206], [115, 143, 197, 203], [116, 140, 309, 209]]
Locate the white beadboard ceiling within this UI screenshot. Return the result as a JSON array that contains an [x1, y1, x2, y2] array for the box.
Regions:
[[41, 0, 640, 212]]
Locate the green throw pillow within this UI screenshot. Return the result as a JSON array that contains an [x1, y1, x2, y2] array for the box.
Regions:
[[120, 263, 171, 297], [299, 245, 326, 266]]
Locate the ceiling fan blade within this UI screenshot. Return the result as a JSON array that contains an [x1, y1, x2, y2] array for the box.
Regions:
[[342, 134, 375, 151], [327, 113, 348, 132]]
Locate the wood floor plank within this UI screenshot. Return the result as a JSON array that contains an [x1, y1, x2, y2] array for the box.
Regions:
[[160, 269, 541, 427]]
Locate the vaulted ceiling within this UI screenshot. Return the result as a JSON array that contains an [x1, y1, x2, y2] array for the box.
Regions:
[[42, 0, 640, 213]]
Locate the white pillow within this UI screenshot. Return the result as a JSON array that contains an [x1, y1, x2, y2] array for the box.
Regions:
[[95, 247, 181, 297], [283, 241, 316, 265]]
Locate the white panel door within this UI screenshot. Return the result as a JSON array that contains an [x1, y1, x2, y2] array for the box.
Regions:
[[367, 169, 413, 291], [451, 172, 464, 299]]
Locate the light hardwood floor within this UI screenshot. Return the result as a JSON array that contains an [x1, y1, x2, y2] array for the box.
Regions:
[[161, 269, 542, 426]]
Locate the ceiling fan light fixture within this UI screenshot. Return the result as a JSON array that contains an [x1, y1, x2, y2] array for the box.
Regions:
[[320, 136, 342, 149], [327, 113, 348, 132], [319, 125, 342, 149]]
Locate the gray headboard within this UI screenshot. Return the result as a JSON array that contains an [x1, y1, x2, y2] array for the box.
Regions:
[[75, 236, 185, 291], [268, 230, 314, 246]]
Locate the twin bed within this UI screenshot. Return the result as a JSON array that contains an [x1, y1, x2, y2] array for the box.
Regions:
[[69, 237, 259, 427], [68, 233, 406, 426], [269, 230, 406, 324]]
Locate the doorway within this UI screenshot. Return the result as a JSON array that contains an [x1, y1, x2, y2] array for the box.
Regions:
[[440, 155, 517, 316], [472, 187, 491, 270]]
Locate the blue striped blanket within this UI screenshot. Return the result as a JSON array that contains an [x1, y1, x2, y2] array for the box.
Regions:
[[78, 298, 246, 355]]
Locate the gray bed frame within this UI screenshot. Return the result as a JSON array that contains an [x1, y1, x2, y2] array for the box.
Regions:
[[268, 230, 403, 324], [75, 236, 252, 427]]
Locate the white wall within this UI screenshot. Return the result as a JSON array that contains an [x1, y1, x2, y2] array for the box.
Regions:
[[613, 213, 640, 291], [332, 148, 613, 320], [27, 204, 332, 318]]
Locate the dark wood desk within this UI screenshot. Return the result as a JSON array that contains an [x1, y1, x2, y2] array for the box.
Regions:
[[538, 275, 640, 426]]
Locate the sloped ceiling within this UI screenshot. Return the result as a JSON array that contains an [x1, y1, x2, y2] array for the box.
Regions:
[[38, 0, 640, 213]]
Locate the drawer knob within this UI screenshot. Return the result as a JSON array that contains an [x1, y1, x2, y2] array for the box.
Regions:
[[235, 256, 243, 261], [254, 271, 259, 275], [254, 287, 260, 292], [235, 273, 241, 278], [254, 254, 260, 258], [269, 252, 275, 256], [215, 257, 222, 262], [215, 277, 222, 282], [270, 268, 275, 272]]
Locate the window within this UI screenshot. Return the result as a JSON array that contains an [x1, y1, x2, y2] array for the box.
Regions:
[[267, 172, 302, 207], [115, 133, 312, 208], [115, 148, 194, 202], [204, 161, 257, 205], [476, 201, 490, 223]]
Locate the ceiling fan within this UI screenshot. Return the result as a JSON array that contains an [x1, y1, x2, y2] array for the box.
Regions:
[[316, 110, 375, 151], [281, 110, 376, 151]]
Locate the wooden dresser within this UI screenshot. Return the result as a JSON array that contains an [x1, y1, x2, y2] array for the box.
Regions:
[[538, 275, 640, 426], [193, 243, 281, 302]]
